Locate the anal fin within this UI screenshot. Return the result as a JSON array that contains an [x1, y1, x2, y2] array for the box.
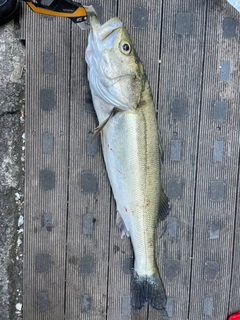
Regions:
[[159, 188, 171, 221], [116, 211, 130, 239]]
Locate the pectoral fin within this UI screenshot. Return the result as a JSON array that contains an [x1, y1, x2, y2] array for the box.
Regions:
[[92, 107, 120, 141], [158, 188, 171, 221]]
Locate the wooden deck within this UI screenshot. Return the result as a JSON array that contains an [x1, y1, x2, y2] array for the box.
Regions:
[[21, 0, 240, 319]]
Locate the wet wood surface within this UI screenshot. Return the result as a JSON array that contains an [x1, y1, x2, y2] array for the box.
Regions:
[[22, 0, 240, 319]]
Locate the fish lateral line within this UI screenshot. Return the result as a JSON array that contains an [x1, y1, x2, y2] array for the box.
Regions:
[[91, 106, 121, 142]]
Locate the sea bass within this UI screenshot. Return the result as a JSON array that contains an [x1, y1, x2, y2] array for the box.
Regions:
[[85, 14, 170, 312]]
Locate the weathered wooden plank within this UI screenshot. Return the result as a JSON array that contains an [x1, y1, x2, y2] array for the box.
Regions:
[[106, 1, 163, 319], [22, 0, 240, 319], [229, 179, 240, 315], [156, 0, 207, 319], [65, 1, 117, 319], [23, 6, 71, 320], [226, 1, 240, 315], [188, 0, 240, 319], [19, 1, 27, 40]]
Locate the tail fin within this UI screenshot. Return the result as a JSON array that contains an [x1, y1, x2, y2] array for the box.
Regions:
[[130, 271, 167, 313], [147, 273, 167, 312]]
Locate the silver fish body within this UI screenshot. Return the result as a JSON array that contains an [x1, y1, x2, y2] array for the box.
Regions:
[[86, 15, 170, 312]]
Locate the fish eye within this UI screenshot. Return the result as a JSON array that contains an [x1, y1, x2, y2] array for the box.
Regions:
[[120, 41, 132, 55]]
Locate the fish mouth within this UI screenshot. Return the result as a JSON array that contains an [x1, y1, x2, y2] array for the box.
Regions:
[[90, 14, 122, 41]]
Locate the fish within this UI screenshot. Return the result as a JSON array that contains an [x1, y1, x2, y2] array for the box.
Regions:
[[85, 14, 170, 312]]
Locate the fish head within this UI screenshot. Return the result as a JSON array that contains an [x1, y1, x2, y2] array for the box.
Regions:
[[86, 14, 145, 111]]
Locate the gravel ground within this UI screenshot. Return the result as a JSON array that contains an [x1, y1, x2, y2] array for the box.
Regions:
[[0, 18, 25, 320]]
